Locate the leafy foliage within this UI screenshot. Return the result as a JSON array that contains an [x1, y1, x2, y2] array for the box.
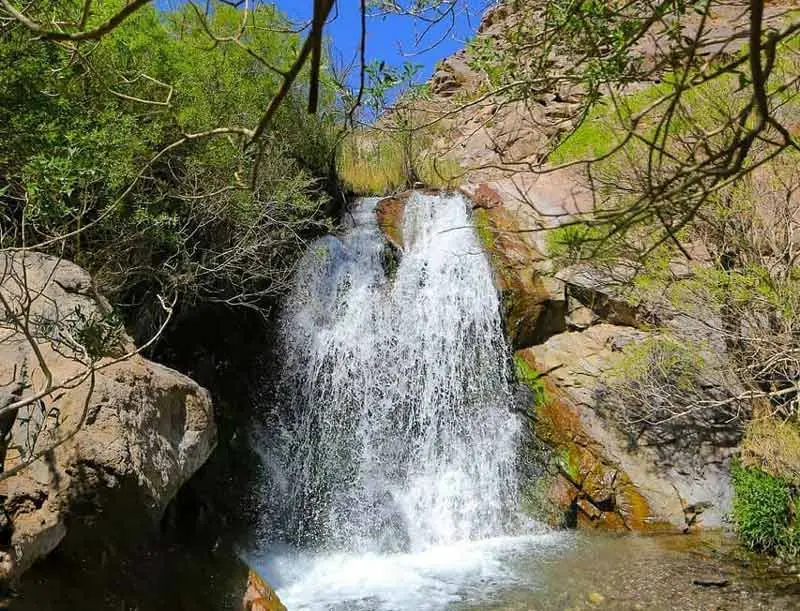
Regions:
[[731, 461, 800, 558], [1, 1, 338, 340]]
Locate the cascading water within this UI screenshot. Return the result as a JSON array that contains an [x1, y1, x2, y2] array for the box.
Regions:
[[253, 192, 560, 610]]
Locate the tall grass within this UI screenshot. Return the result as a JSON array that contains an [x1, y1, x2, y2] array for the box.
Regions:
[[549, 33, 800, 167], [337, 129, 462, 195]]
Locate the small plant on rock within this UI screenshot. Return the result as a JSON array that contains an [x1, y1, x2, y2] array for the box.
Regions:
[[731, 461, 800, 559]]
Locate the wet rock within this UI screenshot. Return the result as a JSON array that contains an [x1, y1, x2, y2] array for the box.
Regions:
[[469, 187, 567, 348], [693, 576, 730, 587], [517, 348, 666, 532], [243, 569, 286, 611], [376, 195, 407, 250]]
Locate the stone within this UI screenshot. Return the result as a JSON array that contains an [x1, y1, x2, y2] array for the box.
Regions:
[[375, 194, 408, 250], [243, 569, 286, 611], [468, 189, 567, 349], [556, 264, 643, 328], [470, 182, 503, 210], [518, 349, 666, 532], [692, 576, 730, 587], [566, 304, 595, 330], [519, 323, 743, 531], [588, 592, 606, 604], [0, 251, 216, 582]]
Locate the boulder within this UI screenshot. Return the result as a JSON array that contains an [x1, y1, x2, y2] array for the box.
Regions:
[[0, 251, 216, 582], [518, 324, 743, 531], [375, 195, 407, 250], [430, 51, 481, 97], [556, 264, 645, 328]]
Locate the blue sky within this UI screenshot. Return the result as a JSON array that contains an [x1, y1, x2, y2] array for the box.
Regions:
[[272, 1, 489, 85]]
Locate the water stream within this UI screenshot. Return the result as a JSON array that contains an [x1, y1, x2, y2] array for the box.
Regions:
[[252, 192, 549, 609]]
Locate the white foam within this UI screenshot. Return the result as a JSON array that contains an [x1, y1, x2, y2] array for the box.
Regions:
[[253, 533, 567, 611]]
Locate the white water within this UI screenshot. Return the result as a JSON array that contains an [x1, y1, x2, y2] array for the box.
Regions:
[[254, 192, 549, 609]]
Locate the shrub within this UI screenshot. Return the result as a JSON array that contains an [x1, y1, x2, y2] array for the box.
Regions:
[[731, 461, 800, 558], [1, 2, 337, 341]]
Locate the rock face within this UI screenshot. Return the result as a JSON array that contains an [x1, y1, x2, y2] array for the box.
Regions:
[[243, 569, 287, 611], [470, 189, 567, 349], [518, 325, 742, 531], [375, 195, 407, 250], [0, 251, 216, 581]]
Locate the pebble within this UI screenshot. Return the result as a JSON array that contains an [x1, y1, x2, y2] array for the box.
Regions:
[[588, 592, 606, 604]]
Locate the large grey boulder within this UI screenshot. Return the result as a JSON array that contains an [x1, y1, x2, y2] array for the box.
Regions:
[[0, 251, 216, 581], [524, 323, 743, 530]]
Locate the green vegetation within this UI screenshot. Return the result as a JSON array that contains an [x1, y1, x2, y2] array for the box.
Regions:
[[548, 81, 673, 165], [472, 209, 496, 252], [741, 418, 800, 486], [558, 448, 581, 483], [1, 1, 337, 339], [731, 461, 800, 559], [544, 222, 618, 265], [337, 128, 462, 195], [514, 354, 548, 409], [612, 336, 705, 393]]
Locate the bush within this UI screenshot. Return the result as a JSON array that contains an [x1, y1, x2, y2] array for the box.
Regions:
[[1, 1, 337, 341], [731, 461, 800, 558]]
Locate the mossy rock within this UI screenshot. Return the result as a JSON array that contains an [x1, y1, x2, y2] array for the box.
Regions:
[[514, 349, 671, 532]]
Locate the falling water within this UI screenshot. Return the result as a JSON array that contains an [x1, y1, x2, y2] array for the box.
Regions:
[[254, 192, 552, 610]]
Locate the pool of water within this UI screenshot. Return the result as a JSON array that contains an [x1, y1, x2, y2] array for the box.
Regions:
[[251, 533, 566, 610], [249, 531, 800, 611], [14, 530, 800, 609]]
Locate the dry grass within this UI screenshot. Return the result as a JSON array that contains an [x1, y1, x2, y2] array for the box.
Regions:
[[337, 129, 462, 195], [741, 416, 800, 485]]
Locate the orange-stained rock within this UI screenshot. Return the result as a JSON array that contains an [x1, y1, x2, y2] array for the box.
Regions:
[[516, 323, 740, 533], [243, 569, 286, 611], [516, 348, 673, 533], [471, 182, 503, 209], [375, 195, 407, 250], [471, 195, 566, 349]]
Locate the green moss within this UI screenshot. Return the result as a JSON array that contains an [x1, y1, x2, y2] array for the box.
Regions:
[[520, 476, 567, 527], [731, 461, 800, 559], [514, 354, 548, 408], [559, 447, 581, 482], [472, 208, 496, 252]]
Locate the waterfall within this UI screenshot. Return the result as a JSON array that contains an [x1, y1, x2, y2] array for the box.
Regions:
[[267, 191, 521, 556]]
